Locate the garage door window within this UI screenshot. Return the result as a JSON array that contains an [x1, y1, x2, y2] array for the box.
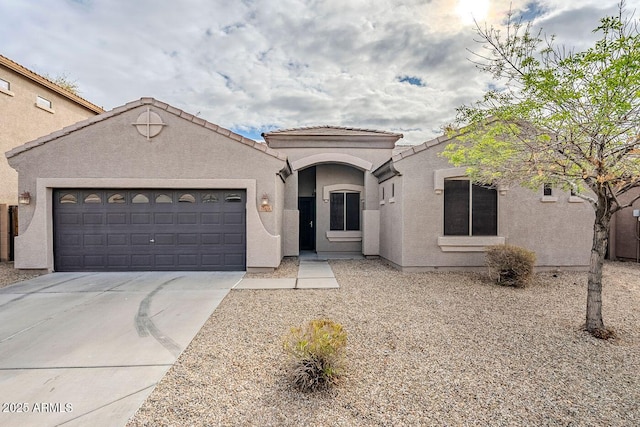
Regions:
[[84, 193, 102, 204], [132, 193, 149, 203], [202, 193, 219, 203], [155, 194, 173, 203], [179, 193, 196, 203], [108, 193, 125, 204], [60, 194, 77, 204], [225, 193, 243, 202]]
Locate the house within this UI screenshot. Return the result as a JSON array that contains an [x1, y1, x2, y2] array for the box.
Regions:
[[609, 188, 640, 262], [5, 97, 596, 272], [0, 55, 103, 262]]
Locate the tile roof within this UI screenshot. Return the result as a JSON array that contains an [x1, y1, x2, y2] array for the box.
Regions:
[[0, 54, 104, 114], [5, 97, 287, 161], [263, 125, 403, 138]]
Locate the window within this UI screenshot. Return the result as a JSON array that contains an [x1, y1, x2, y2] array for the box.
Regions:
[[444, 180, 497, 236], [392, 183, 395, 197], [543, 183, 553, 196], [155, 194, 173, 203], [202, 193, 219, 203], [59, 194, 77, 204], [108, 193, 125, 204], [178, 193, 196, 203], [132, 193, 149, 203], [225, 193, 242, 202], [83, 193, 102, 204], [36, 95, 52, 109], [330, 192, 360, 231], [0, 79, 12, 96]]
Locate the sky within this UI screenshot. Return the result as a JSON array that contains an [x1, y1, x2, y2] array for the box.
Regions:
[[1, 0, 638, 144]]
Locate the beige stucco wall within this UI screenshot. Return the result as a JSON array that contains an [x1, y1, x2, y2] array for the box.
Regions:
[[0, 66, 99, 206], [8, 103, 286, 270], [378, 176, 404, 265], [276, 144, 394, 256], [389, 143, 593, 270], [314, 164, 364, 253]]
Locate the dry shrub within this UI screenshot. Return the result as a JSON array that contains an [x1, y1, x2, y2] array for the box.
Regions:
[[486, 244, 536, 287], [282, 319, 347, 392]]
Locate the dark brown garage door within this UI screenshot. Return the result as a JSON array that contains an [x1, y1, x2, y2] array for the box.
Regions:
[[53, 189, 246, 271]]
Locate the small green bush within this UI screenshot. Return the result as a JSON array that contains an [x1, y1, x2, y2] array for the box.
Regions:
[[282, 318, 347, 392], [486, 244, 536, 287]]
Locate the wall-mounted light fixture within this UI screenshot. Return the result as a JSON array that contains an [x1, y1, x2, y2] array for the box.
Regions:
[[260, 193, 272, 212], [18, 191, 31, 205]]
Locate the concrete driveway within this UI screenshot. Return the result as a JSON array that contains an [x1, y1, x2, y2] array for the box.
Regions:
[[0, 271, 242, 427]]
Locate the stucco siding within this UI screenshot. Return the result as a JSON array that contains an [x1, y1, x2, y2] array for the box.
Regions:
[[0, 66, 99, 206], [315, 164, 364, 253], [391, 143, 593, 269], [378, 176, 403, 265], [8, 104, 286, 270]]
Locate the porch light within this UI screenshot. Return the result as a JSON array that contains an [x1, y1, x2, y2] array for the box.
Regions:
[[18, 191, 31, 205], [260, 193, 272, 212]]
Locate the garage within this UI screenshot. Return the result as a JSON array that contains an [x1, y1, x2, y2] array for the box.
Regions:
[[53, 189, 246, 271]]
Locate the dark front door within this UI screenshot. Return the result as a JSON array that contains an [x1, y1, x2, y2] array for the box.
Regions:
[[298, 197, 315, 251], [53, 189, 246, 271]]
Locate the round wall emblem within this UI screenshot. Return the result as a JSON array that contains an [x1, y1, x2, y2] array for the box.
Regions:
[[133, 108, 166, 139]]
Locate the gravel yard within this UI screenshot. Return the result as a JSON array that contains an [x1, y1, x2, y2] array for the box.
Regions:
[[128, 259, 640, 426], [0, 262, 44, 288]]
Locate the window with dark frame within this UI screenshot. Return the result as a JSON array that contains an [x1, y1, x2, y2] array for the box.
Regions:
[[0, 78, 9, 91], [444, 180, 497, 236], [543, 183, 553, 196], [330, 192, 360, 231]]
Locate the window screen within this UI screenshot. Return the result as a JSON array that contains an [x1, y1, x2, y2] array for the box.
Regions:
[[330, 193, 344, 230], [444, 180, 470, 236], [471, 185, 497, 235]]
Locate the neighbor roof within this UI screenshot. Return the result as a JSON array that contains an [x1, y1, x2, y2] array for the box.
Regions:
[[0, 54, 104, 114]]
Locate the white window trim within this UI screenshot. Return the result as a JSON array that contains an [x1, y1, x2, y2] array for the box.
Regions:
[[36, 96, 54, 113], [323, 184, 364, 202], [0, 79, 14, 97], [438, 236, 506, 252], [541, 195, 558, 203], [326, 230, 362, 242]]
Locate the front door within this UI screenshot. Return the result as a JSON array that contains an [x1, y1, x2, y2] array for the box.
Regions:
[[298, 197, 315, 251]]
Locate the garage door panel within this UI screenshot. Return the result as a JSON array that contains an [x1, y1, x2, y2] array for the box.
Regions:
[[59, 234, 81, 247], [82, 213, 103, 225], [131, 213, 151, 224], [177, 234, 198, 245], [131, 254, 153, 267], [155, 234, 175, 245], [201, 213, 221, 224], [107, 213, 127, 224], [108, 234, 128, 246], [223, 212, 243, 225], [54, 189, 246, 271], [83, 234, 105, 246], [131, 234, 152, 245], [83, 255, 105, 269], [58, 213, 80, 225], [107, 255, 129, 268], [224, 233, 244, 245], [177, 213, 197, 224], [154, 213, 174, 224]]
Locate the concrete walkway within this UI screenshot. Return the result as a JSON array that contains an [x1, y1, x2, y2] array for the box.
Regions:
[[234, 259, 339, 289]]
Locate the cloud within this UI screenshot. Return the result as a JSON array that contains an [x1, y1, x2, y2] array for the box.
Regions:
[[1, 0, 638, 144]]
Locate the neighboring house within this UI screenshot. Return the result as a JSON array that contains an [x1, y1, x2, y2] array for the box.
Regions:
[[610, 187, 640, 262], [6, 97, 597, 272], [0, 55, 103, 262]]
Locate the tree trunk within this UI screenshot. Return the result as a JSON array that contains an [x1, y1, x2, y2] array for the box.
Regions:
[[586, 198, 612, 335]]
